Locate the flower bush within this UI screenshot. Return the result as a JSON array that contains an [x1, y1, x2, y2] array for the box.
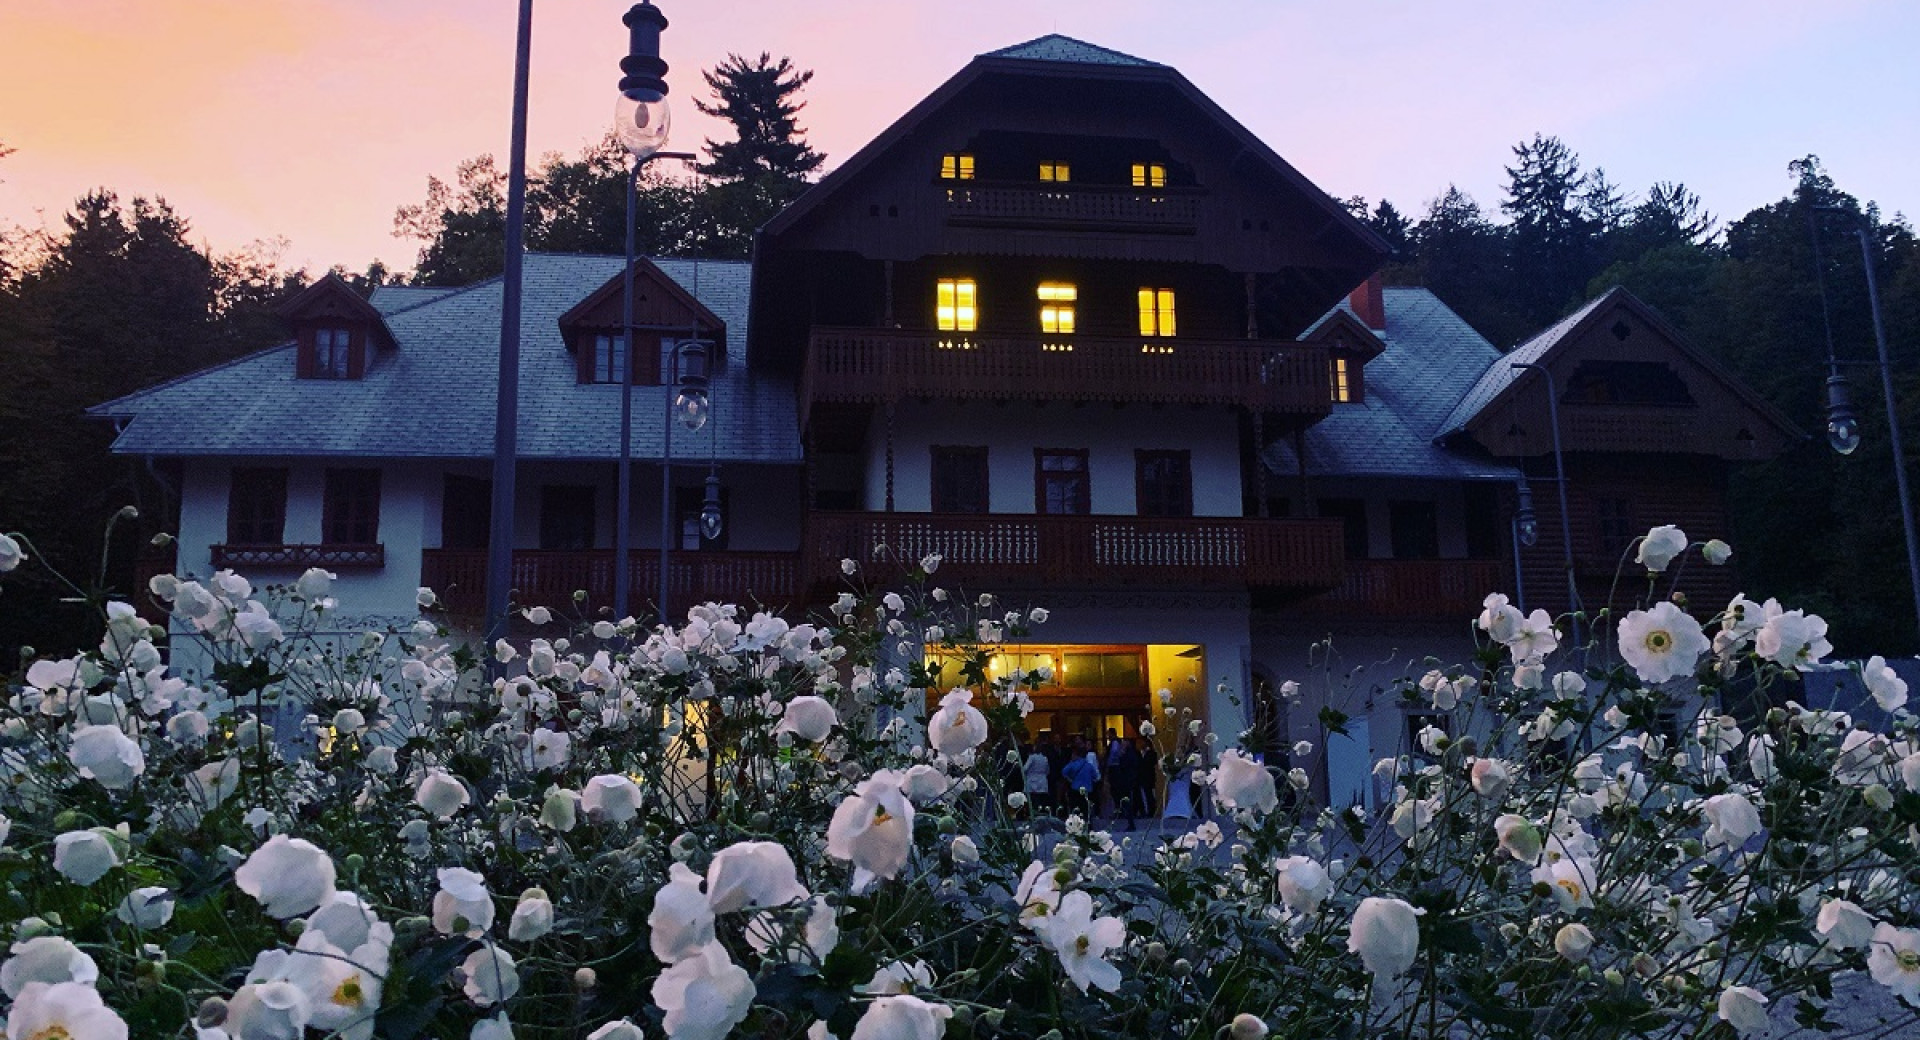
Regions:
[[0, 523, 1917, 1039]]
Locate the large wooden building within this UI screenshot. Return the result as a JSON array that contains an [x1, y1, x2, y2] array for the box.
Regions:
[[92, 35, 1799, 803]]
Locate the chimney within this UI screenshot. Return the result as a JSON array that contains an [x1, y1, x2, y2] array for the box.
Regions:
[[1347, 273, 1385, 332]]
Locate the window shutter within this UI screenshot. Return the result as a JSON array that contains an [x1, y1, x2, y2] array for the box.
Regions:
[[295, 328, 315, 379], [345, 326, 367, 379], [575, 333, 594, 384]]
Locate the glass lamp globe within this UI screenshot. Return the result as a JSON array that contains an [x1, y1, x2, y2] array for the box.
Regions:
[[674, 389, 709, 432], [615, 91, 671, 159], [700, 503, 724, 541], [1827, 415, 1862, 455], [1517, 516, 1540, 549]]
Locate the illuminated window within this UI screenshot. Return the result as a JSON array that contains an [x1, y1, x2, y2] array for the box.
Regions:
[[1330, 356, 1353, 403], [936, 278, 978, 332], [1137, 288, 1176, 337], [1131, 162, 1166, 188], [1037, 282, 1077, 334], [940, 153, 975, 180], [1039, 161, 1071, 183]]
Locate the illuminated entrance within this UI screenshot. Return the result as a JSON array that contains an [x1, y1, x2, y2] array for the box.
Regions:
[[924, 643, 1205, 742]]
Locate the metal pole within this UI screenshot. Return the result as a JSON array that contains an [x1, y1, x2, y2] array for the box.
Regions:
[[613, 160, 640, 623], [1510, 516, 1527, 614], [484, 0, 534, 645], [1852, 224, 1920, 645], [1513, 362, 1579, 633], [660, 343, 674, 623]]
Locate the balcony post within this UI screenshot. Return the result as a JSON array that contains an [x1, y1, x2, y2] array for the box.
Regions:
[[1253, 413, 1268, 517], [884, 401, 896, 512]]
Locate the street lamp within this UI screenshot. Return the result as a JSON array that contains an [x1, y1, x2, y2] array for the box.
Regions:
[[1514, 476, 1540, 549], [1511, 362, 1580, 635], [1810, 206, 1920, 644], [484, 0, 536, 646]]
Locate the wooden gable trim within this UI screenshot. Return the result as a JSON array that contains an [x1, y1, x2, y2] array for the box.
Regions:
[[557, 258, 726, 355], [1298, 309, 1386, 361]]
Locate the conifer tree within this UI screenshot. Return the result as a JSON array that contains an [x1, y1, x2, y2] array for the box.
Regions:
[[694, 53, 826, 184]]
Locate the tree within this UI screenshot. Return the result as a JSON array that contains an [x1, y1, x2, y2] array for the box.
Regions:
[[1502, 134, 1600, 327], [1409, 186, 1525, 346], [694, 53, 826, 184], [1366, 199, 1415, 260]]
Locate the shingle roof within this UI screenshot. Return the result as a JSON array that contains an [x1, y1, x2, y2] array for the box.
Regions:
[[983, 34, 1161, 67], [1262, 288, 1522, 482], [90, 254, 801, 464], [1433, 290, 1615, 438]]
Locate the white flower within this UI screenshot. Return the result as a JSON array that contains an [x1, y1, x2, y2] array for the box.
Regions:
[[898, 764, 950, 804], [281, 930, 389, 1040], [1701, 793, 1762, 849], [927, 689, 988, 758], [582, 774, 644, 824], [295, 568, 336, 599], [706, 841, 809, 913], [1533, 855, 1597, 912], [5, 981, 128, 1040], [919, 553, 942, 574], [1553, 923, 1595, 962], [1274, 855, 1330, 915], [524, 606, 553, 625], [116, 886, 175, 929], [1469, 758, 1511, 800], [540, 789, 580, 831], [0, 533, 25, 573], [776, 695, 838, 742], [1617, 602, 1709, 684], [526, 729, 571, 772], [861, 960, 935, 995], [652, 943, 754, 1040], [1865, 656, 1909, 712], [1478, 594, 1523, 642], [1716, 985, 1770, 1037], [949, 835, 979, 865], [1702, 539, 1733, 566], [414, 768, 471, 820], [1, 937, 99, 997], [1635, 525, 1687, 572], [236, 836, 337, 919], [508, 889, 554, 942], [1016, 861, 1063, 925], [1817, 898, 1876, 950], [305, 892, 389, 953], [1029, 607, 1049, 624], [1347, 897, 1423, 980], [1039, 891, 1125, 993], [434, 867, 495, 937], [650, 863, 717, 965], [1211, 749, 1277, 814], [417, 587, 438, 608], [474, 1012, 517, 1040], [1755, 608, 1832, 670], [1492, 815, 1542, 862], [850, 995, 953, 1040], [225, 980, 313, 1039], [461, 946, 520, 1006], [1507, 609, 1560, 662], [827, 771, 915, 892], [364, 746, 398, 775], [51, 828, 121, 886], [1869, 923, 1920, 1006], [746, 896, 839, 964], [67, 724, 146, 790]]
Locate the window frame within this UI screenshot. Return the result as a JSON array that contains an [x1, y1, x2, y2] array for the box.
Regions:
[[1134, 450, 1193, 518], [1130, 162, 1167, 188], [939, 153, 975, 180], [310, 325, 354, 380], [321, 468, 382, 546], [1137, 288, 1176, 337], [936, 278, 978, 332], [930, 445, 991, 515], [1038, 161, 1071, 183], [1037, 282, 1077, 335], [1330, 355, 1354, 403], [227, 467, 290, 546], [1034, 448, 1091, 516]]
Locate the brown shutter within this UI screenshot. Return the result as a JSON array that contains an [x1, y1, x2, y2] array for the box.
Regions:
[[575, 332, 594, 384], [295, 328, 315, 379], [345, 326, 367, 379]]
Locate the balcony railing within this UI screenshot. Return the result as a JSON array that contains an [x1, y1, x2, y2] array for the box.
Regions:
[[804, 327, 1332, 417], [941, 183, 1202, 231], [211, 544, 385, 569], [805, 511, 1344, 593], [420, 549, 802, 617], [1311, 558, 1506, 620]]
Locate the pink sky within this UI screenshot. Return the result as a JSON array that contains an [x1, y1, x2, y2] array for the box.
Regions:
[[3, 0, 1914, 274]]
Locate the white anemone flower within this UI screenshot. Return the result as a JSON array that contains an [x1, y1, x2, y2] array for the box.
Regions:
[[1506, 609, 1560, 663], [1039, 891, 1125, 993], [414, 768, 471, 820], [927, 689, 988, 758], [826, 770, 915, 893], [1347, 897, 1423, 981], [1617, 602, 1709, 684], [850, 995, 953, 1040], [651, 943, 754, 1040], [67, 724, 146, 790], [226, 979, 313, 1039], [650, 862, 717, 965], [706, 841, 809, 913], [1211, 749, 1278, 814], [1864, 656, 1909, 712], [116, 886, 175, 929], [861, 959, 935, 995], [1868, 923, 1920, 1006], [235, 835, 337, 918], [1816, 898, 1876, 950], [588, 1021, 646, 1040], [1469, 758, 1511, 800], [775, 695, 837, 742], [526, 729, 572, 772], [581, 774, 644, 824], [1755, 608, 1832, 670], [1016, 861, 1063, 926], [1553, 923, 1595, 962], [745, 896, 839, 964], [51, 828, 121, 886], [1635, 525, 1688, 572], [1701, 793, 1763, 850], [282, 930, 389, 1040], [433, 867, 496, 937], [508, 888, 555, 942], [1273, 855, 1330, 915], [0, 533, 25, 572], [0, 936, 99, 997], [5, 981, 128, 1040], [461, 946, 520, 1007], [1716, 986, 1770, 1037]]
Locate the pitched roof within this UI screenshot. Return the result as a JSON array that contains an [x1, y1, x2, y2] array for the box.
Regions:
[[1262, 288, 1521, 481], [1434, 291, 1613, 438], [90, 254, 801, 464], [983, 34, 1162, 67]]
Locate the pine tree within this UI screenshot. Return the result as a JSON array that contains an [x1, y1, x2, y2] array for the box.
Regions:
[[1502, 134, 1600, 326], [694, 53, 826, 184]]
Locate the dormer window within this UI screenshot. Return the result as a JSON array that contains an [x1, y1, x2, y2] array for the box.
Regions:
[[1131, 163, 1166, 188], [313, 327, 353, 380], [1330, 356, 1355, 403], [940, 153, 975, 180], [1038, 161, 1070, 183], [280, 273, 390, 381]]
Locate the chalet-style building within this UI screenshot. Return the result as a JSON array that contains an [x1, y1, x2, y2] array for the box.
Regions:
[[90, 35, 1798, 804]]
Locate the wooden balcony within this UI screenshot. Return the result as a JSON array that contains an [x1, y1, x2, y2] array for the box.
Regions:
[[941, 182, 1202, 232], [805, 511, 1344, 593], [420, 549, 802, 617], [1310, 558, 1507, 621], [211, 544, 385, 569], [804, 327, 1332, 418]]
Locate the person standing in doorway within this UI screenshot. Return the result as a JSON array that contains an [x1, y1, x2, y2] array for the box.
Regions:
[[1023, 742, 1053, 816], [1103, 728, 1126, 818], [1133, 736, 1159, 818], [1115, 737, 1144, 830], [1063, 748, 1098, 819]]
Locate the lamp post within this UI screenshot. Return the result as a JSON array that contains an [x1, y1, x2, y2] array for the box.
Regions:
[[1511, 362, 1579, 632], [483, 0, 536, 644], [1811, 206, 1920, 644], [658, 338, 712, 622]]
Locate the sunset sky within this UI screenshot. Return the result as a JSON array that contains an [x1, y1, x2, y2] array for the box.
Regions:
[[3, 0, 1914, 274]]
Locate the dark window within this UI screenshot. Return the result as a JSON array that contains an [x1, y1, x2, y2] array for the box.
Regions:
[[931, 447, 990, 514], [1389, 500, 1441, 560], [586, 333, 662, 385], [441, 475, 492, 550], [1318, 498, 1370, 559], [538, 485, 596, 551], [1597, 497, 1635, 560], [592, 333, 627, 385], [1562, 361, 1694, 406], [322, 469, 381, 545], [673, 484, 731, 551], [1135, 450, 1192, 517], [1034, 449, 1090, 515], [1464, 483, 1501, 559], [312, 327, 353, 380], [227, 468, 288, 545]]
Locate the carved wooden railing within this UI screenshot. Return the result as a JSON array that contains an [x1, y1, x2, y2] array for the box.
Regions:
[[941, 182, 1202, 231], [1311, 558, 1507, 620], [805, 511, 1344, 592], [210, 544, 385, 569], [421, 549, 802, 617], [804, 327, 1332, 418]]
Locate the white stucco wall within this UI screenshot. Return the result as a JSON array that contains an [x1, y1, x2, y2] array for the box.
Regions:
[[862, 401, 1244, 516]]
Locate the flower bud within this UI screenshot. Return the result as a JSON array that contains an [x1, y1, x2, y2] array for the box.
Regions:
[[1230, 1014, 1269, 1039], [576, 967, 598, 989], [1171, 958, 1192, 977], [1865, 784, 1894, 811], [196, 997, 229, 1027], [1553, 923, 1595, 962], [15, 917, 53, 942]]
